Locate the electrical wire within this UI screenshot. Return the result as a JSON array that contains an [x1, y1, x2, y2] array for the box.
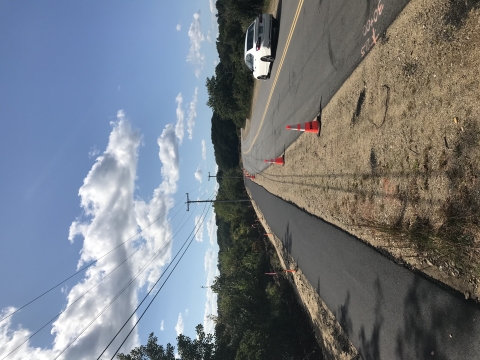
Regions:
[[1, 201, 195, 360], [50, 201, 205, 360], [97, 198, 212, 358], [105, 201, 213, 360], [55, 189, 214, 359], [0, 181, 209, 324]]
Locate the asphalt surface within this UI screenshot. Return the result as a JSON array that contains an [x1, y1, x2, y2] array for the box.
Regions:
[[246, 179, 480, 359], [241, 0, 411, 174]]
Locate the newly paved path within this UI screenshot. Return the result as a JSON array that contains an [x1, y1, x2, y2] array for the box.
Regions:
[[242, 0, 411, 174], [246, 180, 480, 359]]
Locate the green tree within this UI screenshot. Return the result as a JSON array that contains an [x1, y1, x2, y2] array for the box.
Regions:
[[235, 330, 268, 360], [177, 324, 215, 360], [116, 333, 175, 360]]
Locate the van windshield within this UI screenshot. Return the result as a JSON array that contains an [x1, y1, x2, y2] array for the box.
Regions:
[[246, 23, 254, 51]]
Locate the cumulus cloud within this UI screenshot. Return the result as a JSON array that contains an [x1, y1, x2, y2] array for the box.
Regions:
[[187, 12, 205, 78], [203, 249, 218, 334], [201, 140, 206, 161], [175, 313, 184, 336], [206, 211, 217, 245], [208, 0, 218, 40], [0, 307, 56, 360], [88, 146, 100, 159], [157, 124, 179, 195], [160, 320, 164, 331], [186, 87, 198, 140], [174, 93, 185, 144], [1, 110, 181, 359], [176, 23, 181, 31], [194, 167, 202, 183], [194, 214, 204, 243]]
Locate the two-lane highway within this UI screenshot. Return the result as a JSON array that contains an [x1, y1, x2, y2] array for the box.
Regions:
[[247, 180, 480, 359], [242, 0, 411, 174]]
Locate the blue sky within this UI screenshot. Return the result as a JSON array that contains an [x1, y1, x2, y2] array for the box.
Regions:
[[0, 1, 221, 358]]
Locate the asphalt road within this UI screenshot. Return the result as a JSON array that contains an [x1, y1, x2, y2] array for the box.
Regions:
[[241, 0, 411, 174], [246, 179, 480, 359]]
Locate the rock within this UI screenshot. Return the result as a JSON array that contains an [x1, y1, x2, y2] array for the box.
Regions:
[[454, 117, 459, 124], [426, 259, 433, 266], [464, 291, 470, 300]]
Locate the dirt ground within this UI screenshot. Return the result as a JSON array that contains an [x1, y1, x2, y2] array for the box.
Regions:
[[246, 0, 480, 356]]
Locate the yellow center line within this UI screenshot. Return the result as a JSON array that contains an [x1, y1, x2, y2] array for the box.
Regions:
[[243, 0, 305, 155]]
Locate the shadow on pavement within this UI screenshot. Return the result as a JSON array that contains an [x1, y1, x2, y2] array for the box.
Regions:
[[358, 278, 384, 360], [282, 222, 293, 254], [395, 277, 478, 359], [331, 278, 385, 360]]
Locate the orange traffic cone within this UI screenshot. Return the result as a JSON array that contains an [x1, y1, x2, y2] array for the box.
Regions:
[[286, 117, 321, 136], [264, 155, 284, 166]]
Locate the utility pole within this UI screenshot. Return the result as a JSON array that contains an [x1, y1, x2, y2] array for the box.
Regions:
[[207, 172, 243, 181], [186, 193, 250, 211]]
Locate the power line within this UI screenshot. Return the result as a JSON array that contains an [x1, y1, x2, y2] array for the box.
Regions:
[[51, 200, 205, 360], [0, 182, 210, 324], [97, 199, 211, 359], [105, 201, 213, 360], [1, 200, 195, 360]]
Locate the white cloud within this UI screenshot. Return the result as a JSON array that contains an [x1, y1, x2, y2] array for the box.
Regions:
[[206, 211, 217, 245], [175, 313, 184, 336], [203, 249, 218, 334], [157, 124, 180, 195], [186, 87, 198, 140], [0, 307, 55, 360], [176, 23, 181, 31], [160, 320, 164, 331], [194, 167, 202, 183], [88, 146, 100, 159], [174, 93, 185, 144], [194, 214, 204, 242], [187, 12, 205, 78], [201, 140, 206, 161], [1, 110, 181, 360], [208, 0, 218, 40]]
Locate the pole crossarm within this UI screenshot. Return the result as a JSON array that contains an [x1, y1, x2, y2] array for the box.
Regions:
[[185, 193, 250, 211], [207, 172, 243, 181]]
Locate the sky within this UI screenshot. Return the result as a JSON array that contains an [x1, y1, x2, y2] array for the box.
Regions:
[[0, 0, 221, 359]]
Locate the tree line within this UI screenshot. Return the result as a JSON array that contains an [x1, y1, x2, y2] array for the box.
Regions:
[[206, 0, 265, 128]]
